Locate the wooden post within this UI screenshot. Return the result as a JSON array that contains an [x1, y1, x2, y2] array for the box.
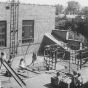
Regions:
[[80, 42, 82, 69], [55, 49, 57, 70], [68, 83, 70, 88], [67, 52, 71, 73], [80, 51, 82, 69], [0, 80, 1, 88], [80, 42, 82, 50], [77, 59, 79, 70], [69, 52, 70, 73], [49, 46, 51, 70]]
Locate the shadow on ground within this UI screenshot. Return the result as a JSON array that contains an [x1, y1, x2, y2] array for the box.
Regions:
[[83, 82, 88, 88], [44, 82, 88, 88], [44, 83, 62, 88], [44, 83, 54, 88]]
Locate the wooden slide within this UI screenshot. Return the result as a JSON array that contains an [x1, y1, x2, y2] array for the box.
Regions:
[[2, 60, 26, 88]]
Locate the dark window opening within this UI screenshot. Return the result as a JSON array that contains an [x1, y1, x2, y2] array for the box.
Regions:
[[22, 20, 34, 44], [6, 6, 10, 10], [0, 21, 6, 47]]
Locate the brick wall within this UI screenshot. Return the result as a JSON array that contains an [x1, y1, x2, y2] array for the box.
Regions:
[[0, 2, 55, 58]]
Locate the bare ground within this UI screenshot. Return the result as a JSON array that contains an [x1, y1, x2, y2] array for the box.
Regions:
[[1, 54, 88, 88]]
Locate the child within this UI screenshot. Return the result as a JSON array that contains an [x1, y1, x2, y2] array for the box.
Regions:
[[0, 52, 6, 69], [77, 73, 83, 88], [9, 55, 14, 62], [30, 52, 37, 66], [72, 71, 78, 88], [32, 52, 37, 66], [51, 72, 61, 86], [4, 60, 12, 77], [18, 58, 26, 72]]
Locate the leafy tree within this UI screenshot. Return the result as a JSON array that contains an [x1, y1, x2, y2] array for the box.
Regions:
[[82, 6, 88, 15], [59, 15, 88, 39], [66, 1, 80, 14], [55, 20, 66, 29], [75, 15, 88, 39], [55, 4, 63, 15]]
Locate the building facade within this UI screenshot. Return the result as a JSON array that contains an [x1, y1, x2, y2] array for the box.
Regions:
[[0, 2, 55, 58]]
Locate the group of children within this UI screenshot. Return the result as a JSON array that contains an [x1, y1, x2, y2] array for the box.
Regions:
[[0, 52, 25, 76], [18, 52, 37, 72], [51, 71, 83, 88], [0, 52, 37, 75]]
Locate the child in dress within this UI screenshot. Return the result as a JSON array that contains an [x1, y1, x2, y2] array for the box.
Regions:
[[18, 58, 26, 72]]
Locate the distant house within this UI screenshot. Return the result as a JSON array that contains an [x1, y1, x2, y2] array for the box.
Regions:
[[66, 15, 77, 19]]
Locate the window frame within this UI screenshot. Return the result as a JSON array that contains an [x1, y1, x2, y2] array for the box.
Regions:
[[22, 20, 34, 44], [0, 21, 7, 47]]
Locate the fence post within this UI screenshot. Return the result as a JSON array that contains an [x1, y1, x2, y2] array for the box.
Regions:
[[55, 49, 57, 70], [80, 42, 82, 69], [68, 51, 70, 73], [80, 51, 82, 69]]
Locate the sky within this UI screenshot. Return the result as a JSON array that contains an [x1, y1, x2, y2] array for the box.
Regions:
[[0, 0, 88, 6]]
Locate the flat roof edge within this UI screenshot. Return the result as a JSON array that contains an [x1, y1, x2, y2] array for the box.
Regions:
[[0, 1, 55, 7]]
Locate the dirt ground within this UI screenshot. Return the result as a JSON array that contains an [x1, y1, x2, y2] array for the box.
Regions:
[[0, 54, 55, 88], [1, 54, 88, 88]]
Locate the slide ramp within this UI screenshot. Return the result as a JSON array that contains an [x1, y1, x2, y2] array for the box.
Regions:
[[2, 60, 26, 88], [45, 33, 71, 51]]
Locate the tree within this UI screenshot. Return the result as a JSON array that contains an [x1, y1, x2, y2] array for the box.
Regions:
[[82, 6, 88, 15], [66, 1, 80, 14], [56, 15, 88, 40], [55, 4, 63, 15], [75, 15, 88, 39]]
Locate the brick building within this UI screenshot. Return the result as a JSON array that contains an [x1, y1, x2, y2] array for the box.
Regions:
[[0, 2, 55, 58]]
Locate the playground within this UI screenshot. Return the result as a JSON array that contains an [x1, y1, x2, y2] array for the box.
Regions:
[[0, 43, 88, 88], [0, 54, 64, 88], [0, 0, 88, 88]]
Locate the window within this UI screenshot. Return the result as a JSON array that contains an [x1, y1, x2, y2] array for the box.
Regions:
[[6, 6, 10, 10], [22, 20, 34, 43], [0, 21, 6, 47]]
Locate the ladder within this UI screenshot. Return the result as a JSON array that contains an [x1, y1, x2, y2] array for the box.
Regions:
[[9, 0, 19, 58]]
